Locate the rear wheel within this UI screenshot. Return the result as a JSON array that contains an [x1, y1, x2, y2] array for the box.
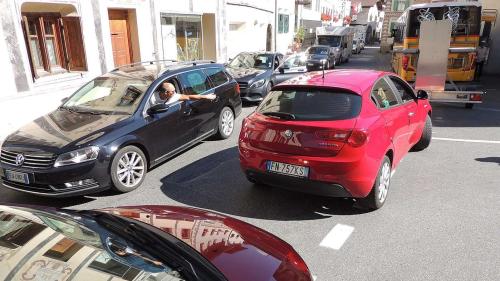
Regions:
[[111, 146, 147, 193], [216, 107, 234, 139], [359, 156, 391, 210], [412, 115, 432, 151]]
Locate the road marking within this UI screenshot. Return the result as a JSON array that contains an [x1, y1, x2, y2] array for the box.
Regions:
[[433, 137, 500, 144], [319, 224, 354, 250]]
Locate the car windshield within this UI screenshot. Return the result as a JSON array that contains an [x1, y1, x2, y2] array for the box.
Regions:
[[63, 76, 152, 115], [0, 206, 188, 280], [229, 53, 274, 69], [317, 36, 341, 47], [307, 47, 329, 55], [257, 88, 362, 121]]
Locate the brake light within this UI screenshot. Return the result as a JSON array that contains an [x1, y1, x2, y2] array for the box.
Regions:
[[235, 83, 241, 95], [347, 129, 368, 147], [284, 251, 313, 281], [315, 130, 350, 141], [469, 94, 482, 101], [402, 55, 409, 71]]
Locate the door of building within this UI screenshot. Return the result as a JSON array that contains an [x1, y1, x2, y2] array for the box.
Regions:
[[108, 9, 132, 67]]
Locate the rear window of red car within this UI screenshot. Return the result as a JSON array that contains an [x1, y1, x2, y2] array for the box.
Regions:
[[257, 88, 361, 121]]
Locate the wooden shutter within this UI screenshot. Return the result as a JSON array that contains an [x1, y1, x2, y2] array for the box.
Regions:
[[21, 16, 38, 80], [61, 17, 87, 71]]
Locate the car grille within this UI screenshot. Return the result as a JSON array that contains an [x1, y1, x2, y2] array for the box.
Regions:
[[238, 82, 248, 90], [0, 149, 56, 169]]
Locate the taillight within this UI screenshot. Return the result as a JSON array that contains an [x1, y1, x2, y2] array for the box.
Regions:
[[235, 83, 240, 95], [469, 94, 482, 101], [402, 55, 409, 71], [347, 129, 368, 147], [315, 130, 350, 141]]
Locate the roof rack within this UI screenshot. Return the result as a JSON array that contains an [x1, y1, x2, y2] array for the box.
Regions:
[[111, 60, 178, 72]]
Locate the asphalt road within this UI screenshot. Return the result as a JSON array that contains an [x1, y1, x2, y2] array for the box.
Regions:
[[1, 46, 499, 281]]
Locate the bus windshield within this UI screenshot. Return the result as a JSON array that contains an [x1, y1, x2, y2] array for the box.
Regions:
[[317, 36, 341, 47], [407, 5, 481, 37]]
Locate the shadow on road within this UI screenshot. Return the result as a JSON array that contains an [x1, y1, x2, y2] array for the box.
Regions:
[[431, 103, 500, 128], [475, 157, 500, 165], [160, 146, 368, 221]]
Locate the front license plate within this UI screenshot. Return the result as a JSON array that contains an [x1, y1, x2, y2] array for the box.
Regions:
[[307, 63, 314, 66], [266, 161, 309, 178], [4, 170, 29, 184]]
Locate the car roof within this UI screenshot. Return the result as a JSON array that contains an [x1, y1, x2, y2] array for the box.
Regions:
[[108, 60, 224, 81], [275, 69, 390, 94], [309, 45, 330, 49], [238, 51, 280, 56]]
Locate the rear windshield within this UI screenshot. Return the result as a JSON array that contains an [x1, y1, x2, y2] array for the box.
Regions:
[[257, 89, 362, 121]]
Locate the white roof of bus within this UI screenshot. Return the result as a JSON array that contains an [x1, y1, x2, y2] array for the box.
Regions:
[[409, 1, 481, 10]]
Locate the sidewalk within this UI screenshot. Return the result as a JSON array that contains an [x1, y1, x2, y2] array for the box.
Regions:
[[0, 82, 86, 142]]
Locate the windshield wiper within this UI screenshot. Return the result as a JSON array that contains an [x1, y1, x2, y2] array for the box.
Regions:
[[261, 111, 296, 120]]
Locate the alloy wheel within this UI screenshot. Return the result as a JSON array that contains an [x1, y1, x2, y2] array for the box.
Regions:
[[117, 151, 145, 188], [221, 110, 234, 136], [377, 162, 391, 203]]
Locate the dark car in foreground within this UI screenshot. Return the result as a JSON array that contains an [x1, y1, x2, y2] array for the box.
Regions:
[[305, 45, 336, 71], [226, 52, 283, 103], [0, 204, 313, 281], [239, 70, 432, 210], [0, 61, 241, 197]]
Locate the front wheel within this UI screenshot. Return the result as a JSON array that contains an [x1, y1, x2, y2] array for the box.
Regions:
[[359, 156, 391, 210], [111, 146, 147, 193], [216, 106, 234, 139]]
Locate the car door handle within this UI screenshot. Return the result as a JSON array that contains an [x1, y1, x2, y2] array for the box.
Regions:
[[183, 106, 193, 116]]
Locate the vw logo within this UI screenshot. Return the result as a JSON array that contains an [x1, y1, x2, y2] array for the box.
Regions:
[[15, 154, 25, 166], [283, 129, 293, 139]]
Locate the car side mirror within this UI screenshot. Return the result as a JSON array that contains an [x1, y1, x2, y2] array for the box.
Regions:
[[61, 97, 69, 104], [147, 103, 169, 115], [278, 67, 285, 74], [417, 90, 429, 100]]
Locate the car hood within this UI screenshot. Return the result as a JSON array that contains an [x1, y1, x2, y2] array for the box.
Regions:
[[226, 67, 271, 83], [103, 205, 311, 281], [3, 108, 130, 152]]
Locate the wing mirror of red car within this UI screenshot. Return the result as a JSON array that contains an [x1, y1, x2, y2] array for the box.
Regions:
[[417, 90, 429, 100]]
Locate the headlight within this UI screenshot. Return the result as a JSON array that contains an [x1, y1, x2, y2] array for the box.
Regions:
[[335, 47, 340, 52], [250, 79, 266, 88], [54, 146, 100, 167]]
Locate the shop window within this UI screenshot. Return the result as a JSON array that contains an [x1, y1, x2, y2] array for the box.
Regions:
[[160, 15, 203, 61], [278, 14, 289, 34], [21, 12, 87, 79]]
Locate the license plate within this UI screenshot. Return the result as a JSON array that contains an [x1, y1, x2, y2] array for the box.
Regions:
[[4, 170, 29, 184], [266, 161, 309, 178], [456, 94, 468, 99]]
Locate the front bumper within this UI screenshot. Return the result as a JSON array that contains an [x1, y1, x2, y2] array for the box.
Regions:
[[238, 82, 266, 102], [306, 60, 327, 71], [0, 160, 111, 197]]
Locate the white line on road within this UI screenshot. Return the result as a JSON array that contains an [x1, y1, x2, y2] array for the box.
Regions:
[[319, 224, 354, 250], [433, 137, 500, 144]]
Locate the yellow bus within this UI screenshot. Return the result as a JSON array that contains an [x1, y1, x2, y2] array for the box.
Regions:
[[391, 1, 484, 82]]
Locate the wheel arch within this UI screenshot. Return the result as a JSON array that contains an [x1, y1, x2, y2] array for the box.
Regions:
[[109, 136, 151, 171]]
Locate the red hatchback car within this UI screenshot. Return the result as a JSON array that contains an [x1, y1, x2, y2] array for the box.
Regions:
[[239, 70, 432, 209]]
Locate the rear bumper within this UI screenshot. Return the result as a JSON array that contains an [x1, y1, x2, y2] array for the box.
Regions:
[[246, 169, 351, 197], [239, 142, 377, 198]]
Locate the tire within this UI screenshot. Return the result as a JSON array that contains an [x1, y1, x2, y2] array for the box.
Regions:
[[345, 57, 350, 63], [465, 103, 474, 109], [216, 106, 234, 139], [110, 146, 147, 193], [359, 156, 391, 210], [332, 59, 336, 69], [412, 115, 432, 151]]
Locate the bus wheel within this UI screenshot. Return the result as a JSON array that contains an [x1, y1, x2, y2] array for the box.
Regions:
[[465, 103, 474, 109]]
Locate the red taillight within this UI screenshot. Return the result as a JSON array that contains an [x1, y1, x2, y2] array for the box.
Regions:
[[402, 55, 409, 71], [347, 129, 368, 147], [235, 83, 241, 95], [469, 94, 482, 101], [315, 130, 350, 141]]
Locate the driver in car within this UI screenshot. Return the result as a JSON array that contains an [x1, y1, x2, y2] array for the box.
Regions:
[[152, 82, 216, 105]]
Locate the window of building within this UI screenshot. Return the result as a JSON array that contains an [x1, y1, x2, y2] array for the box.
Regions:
[[21, 12, 87, 79], [160, 15, 203, 61], [278, 14, 290, 34], [392, 0, 410, 12]]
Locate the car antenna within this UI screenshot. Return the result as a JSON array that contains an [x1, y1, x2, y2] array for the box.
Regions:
[[322, 59, 326, 80]]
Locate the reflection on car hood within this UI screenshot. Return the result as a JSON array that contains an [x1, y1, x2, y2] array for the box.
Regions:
[[0, 205, 310, 281], [226, 67, 270, 83], [101, 205, 311, 281], [3, 108, 130, 152]]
